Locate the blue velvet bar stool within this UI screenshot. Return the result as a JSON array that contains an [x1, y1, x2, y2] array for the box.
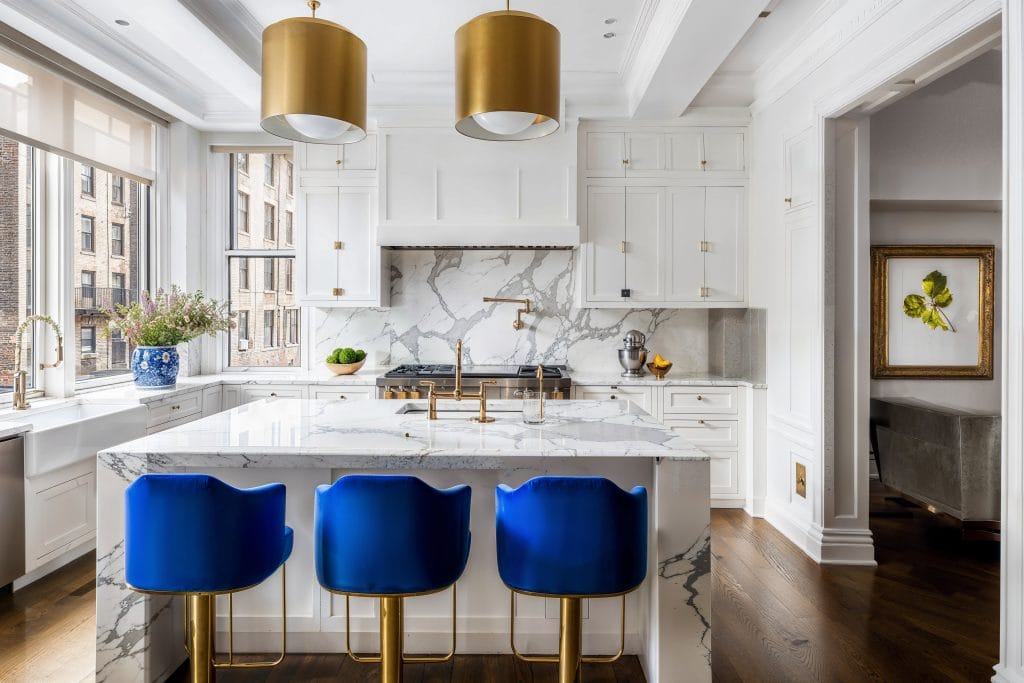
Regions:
[[125, 474, 293, 683], [496, 476, 648, 683], [315, 474, 471, 683]]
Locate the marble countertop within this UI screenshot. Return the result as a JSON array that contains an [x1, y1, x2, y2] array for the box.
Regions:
[[0, 421, 31, 440], [100, 398, 708, 467], [571, 372, 766, 388]]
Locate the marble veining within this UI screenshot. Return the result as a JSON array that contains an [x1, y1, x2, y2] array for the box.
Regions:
[[660, 527, 712, 667], [314, 250, 710, 372]]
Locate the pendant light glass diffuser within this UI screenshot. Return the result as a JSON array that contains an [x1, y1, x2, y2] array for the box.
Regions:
[[261, 1, 367, 144], [455, 7, 560, 141]]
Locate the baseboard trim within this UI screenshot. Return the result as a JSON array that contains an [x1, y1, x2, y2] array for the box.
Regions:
[[765, 502, 876, 566], [993, 665, 1024, 683], [13, 539, 95, 591], [744, 496, 766, 518]]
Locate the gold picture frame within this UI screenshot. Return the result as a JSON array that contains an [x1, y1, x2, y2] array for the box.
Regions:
[[871, 244, 994, 379]]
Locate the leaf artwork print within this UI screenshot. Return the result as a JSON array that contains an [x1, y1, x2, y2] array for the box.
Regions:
[[903, 270, 956, 332]]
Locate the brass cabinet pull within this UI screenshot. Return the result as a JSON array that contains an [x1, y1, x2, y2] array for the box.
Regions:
[[696, 395, 703, 401], [700, 159, 707, 167], [333, 241, 345, 250], [698, 419, 706, 425], [622, 159, 630, 165], [620, 240, 627, 254], [335, 159, 342, 166], [784, 197, 793, 203], [332, 287, 344, 297], [699, 240, 709, 253], [699, 286, 709, 298]]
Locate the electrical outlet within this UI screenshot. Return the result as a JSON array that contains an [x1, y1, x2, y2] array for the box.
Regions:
[[795, 462, 807, 498]]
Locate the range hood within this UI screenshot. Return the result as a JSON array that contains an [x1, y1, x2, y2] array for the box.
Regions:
[[377, 224, 579, 250]]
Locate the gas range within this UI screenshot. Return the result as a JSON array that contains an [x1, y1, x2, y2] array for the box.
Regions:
[[376, 364, 572, 400]]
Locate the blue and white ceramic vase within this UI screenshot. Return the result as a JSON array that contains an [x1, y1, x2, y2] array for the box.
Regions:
[[131, 346, 180, 389]]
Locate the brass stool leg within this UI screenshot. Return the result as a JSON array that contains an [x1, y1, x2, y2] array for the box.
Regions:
[[188, 593, 216, 683], [559, 597, 583, 683], [380, 596, 404, 683]]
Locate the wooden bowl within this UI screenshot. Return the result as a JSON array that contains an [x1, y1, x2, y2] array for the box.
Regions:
[[326, 359, 366, 376], [646, 362, 672, 379]]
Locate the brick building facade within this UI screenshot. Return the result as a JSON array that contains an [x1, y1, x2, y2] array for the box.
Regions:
[[0, 138, 31, 390]]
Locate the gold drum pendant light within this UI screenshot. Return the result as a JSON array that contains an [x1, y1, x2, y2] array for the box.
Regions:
[[455, 1, 560, 141], [261, 0, 367, 144]]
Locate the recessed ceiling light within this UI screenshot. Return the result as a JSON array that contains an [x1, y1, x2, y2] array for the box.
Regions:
[[604, 18, 617, 25], [114, 18, 130, 26], [603, 32, 615, 39]]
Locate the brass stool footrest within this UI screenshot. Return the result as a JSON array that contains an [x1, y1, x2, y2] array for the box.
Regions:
[[509, 590, 627, 664], [343, 583, 458, 666]]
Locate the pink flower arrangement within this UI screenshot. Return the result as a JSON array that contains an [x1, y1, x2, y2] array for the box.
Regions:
[[105, 285, 234, 347]]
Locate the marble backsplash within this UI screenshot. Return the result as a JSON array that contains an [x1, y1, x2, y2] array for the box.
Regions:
[[314, 249, 711, 372]]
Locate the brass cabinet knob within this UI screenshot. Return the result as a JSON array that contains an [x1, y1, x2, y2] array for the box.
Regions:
[[696, 395, 703, 401], [610, 394, 617, 400], [784, 197, 793, 203]]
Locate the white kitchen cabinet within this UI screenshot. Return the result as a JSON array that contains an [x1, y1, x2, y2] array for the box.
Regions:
[[25, 460, 96, 571], [202, 385, 223, 417], [309, 386, 375, 401], [584, 128, 746, 178], [221, 385, 309, 409], [573, 385, 653, 413], [146, 389, 203, 432], [298, 134, 378, 174], [666, 186, 706, 303], [784, 128, 815, 210], [702, 131, 746, 172], [584, 186, 665, 303], [666, 186, 745, 303], [298, 183, 385, 307], [584, 132, 626, 177], [665, 131, 704, 172]]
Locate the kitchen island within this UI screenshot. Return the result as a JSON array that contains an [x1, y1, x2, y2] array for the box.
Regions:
[[96, 398, 710, 683]]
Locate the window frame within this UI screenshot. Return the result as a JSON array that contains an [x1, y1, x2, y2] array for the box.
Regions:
[[80, 325, 96, 355], [80, 164, 94, 196], [264, 202, 276, 241], [111, 175, 124, 205], [262, 309, 276, 349], [81, 215, 95, 253], [111, 222, 125, 257]]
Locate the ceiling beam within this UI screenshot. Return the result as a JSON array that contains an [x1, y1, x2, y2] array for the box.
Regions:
[[177, 0, 262, 74], [625, 0, 769, 119]]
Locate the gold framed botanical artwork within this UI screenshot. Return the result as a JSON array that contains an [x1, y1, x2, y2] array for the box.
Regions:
[[871, 245, 994, 379]]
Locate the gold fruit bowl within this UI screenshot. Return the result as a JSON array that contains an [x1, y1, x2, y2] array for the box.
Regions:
[[646, 362, 672, 379], [326, 359, 366, 376]]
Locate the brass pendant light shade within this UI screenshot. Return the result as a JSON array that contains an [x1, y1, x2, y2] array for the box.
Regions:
[[261, 1, 367, 144], [455, 9, 560, 141]]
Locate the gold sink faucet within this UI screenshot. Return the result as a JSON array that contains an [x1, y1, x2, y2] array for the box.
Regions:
[[419, 339, 497, 423], [13, 315, 64, 410], [483, 297, 532, 330]]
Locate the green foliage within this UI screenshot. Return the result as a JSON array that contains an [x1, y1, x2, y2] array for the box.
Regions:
[[327, 347, 366, 364], [104, 286, 234, 347], [902, 270, 955, 332]]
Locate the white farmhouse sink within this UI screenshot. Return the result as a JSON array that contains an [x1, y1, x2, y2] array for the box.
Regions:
[[6, 403, 148, 477]]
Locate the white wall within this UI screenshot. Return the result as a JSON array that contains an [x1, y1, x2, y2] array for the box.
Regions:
[[869, 210, 1002, 412], [870, 50, 1002, 201]]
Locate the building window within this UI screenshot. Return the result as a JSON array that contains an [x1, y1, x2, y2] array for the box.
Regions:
[[81, 216, 94, 252], [237, 153, 249, 175], [110, 329, 126, 367], [112, 272, 127, 308], [111, 222, 124, 256], [263, 258, 275, 291], [238, 257, 249, 290], [237, 310, 249, 351], [264, 155, 275, 186], [237, 192, 249, 234], [286, 161, 294, 195], [287, 309, 300, 345], [285, 211, 294, 245], [80, 326, 96, 354], [80, 165, 94, 196], [264, 202, 276, 241], [263, 310, 276, 348], [284, 259, 293, 293], [111, 175, 124, 205], [80, 271, 96, 309]]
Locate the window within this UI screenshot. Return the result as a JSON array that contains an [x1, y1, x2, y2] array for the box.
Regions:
[[81, 216, 94, 252], [286, 161, 294, 195], [110, 329, 126, 367], [238, 257, 249, 290], [263, 310, 276, 348], [112, 273, 127, 307], [237, 192, 249, 234], [111, 175, 124, 205], [287, 309, 299, 345], [264, 202, 276, 241], [80, 165, 94, 196], [111, 223, 124, 256], [237, 153, 249, 175], [226, 150, 297, 368], [263, 258, 275, 291], [80, 271, 96, 309], [264, 155, 275, 186], [80, 326, 96, 354]]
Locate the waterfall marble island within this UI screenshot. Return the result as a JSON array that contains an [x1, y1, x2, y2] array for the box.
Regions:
[[96, 398, 711, 683]]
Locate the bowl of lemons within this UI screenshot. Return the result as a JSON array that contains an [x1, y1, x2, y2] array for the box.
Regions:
[[326, 347, 367, 375], [646, 354, 673, 379]]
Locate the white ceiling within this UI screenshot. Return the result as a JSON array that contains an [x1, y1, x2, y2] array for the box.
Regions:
[[0, 0, 796, 129]]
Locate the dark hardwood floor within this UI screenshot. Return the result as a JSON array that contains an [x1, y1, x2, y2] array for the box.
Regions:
[[0, 481, 999, 682]]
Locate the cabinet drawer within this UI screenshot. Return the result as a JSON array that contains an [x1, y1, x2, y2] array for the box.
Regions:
[[238, 386, 308, 403], [573, 385, 652, 411], [27, 470, 96, 567], [665, 418, 738, 447], [708, 450, 739, 496], [147, 391, 203, 427], [662, 387, 738, 415], [310, 386, 374, 401]]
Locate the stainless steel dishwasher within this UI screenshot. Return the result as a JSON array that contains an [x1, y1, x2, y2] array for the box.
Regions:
[[0, 436, 24, 590]]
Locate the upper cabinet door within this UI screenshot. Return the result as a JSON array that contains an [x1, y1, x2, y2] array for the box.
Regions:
[[302, 144, 342, 174], [584, 132, 627, 177], [340, 134, 377, 171], [336, 186, 377, 301], [586, 186, 626, 301], [666, 186, 706, 302], [626, 133, 665, 173], [666, 132, 704, 172], [703, 186, 745, 302], [702, 132, 745, 172], [299, 186, 341, 302], [784, 128, 815, 210], [624, 186, 665, 302], [299, 134, 377, 174]]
